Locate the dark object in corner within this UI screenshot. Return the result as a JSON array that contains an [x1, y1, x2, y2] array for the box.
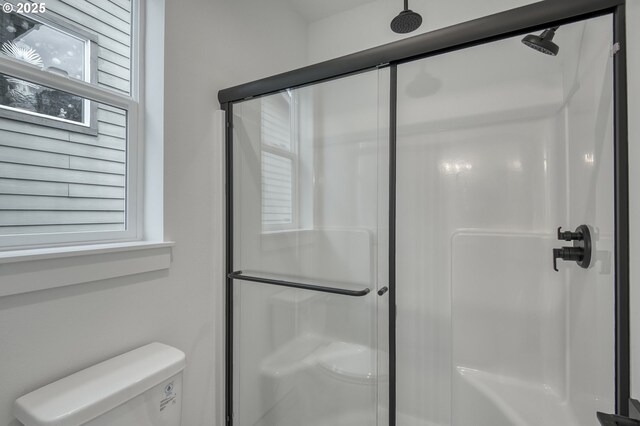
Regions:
[[630, 399, 640, 419], [597, 412, 640, 425]]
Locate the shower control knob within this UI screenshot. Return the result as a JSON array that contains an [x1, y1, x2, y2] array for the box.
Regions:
[[557, 226, 583, 241], [552, 225, 592, 271], [553, 247, 584, 271]]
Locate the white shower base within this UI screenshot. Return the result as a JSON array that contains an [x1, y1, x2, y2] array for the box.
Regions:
[[396, 366, 580, 426], [254, 331, 584, 426], [454, 367, 579, 426]]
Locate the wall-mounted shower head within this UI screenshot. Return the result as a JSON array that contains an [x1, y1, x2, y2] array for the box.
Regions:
[[522, 27, 560, 56], [391, 0, 422, 34]]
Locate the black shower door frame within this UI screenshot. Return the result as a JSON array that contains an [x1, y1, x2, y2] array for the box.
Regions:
[[219, 0, 629, 424]]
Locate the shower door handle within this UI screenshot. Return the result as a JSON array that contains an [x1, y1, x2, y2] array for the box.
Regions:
[[228, 271, 371, 297]]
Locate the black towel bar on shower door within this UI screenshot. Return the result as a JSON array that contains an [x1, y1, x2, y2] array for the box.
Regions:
[[228, 271, 371, 297]]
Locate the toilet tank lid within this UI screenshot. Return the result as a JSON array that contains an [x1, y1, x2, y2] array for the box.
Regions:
[[14, 342, 186, 426]]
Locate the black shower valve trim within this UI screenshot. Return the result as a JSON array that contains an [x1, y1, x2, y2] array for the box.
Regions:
[[553, 225, 592, 271]]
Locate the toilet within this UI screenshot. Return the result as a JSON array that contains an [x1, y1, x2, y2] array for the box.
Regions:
[[14, 342, 186, 426]]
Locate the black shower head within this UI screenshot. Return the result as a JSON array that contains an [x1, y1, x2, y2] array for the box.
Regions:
[[391, 0, 422, 34], [522, 27, 560, 56]]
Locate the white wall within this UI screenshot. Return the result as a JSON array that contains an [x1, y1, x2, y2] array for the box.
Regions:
[[393, 16, 616, 426], [0, 1, 307, 425], [306, 0, 534, 64]]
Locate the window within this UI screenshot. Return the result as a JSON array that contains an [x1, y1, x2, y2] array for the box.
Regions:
[[0, 0, 139, 250], [0, 11, 98, 133], [261, 91, 298, 231]]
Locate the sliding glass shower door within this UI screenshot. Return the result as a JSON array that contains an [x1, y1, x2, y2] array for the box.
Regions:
[[226, 8, 623, 426], [230, 69, 390, 426], [395, 14, 616, 426]]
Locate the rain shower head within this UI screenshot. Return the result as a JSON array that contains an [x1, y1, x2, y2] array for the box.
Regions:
[[522, 27, 560, 56], [391, 0, 422, 34]]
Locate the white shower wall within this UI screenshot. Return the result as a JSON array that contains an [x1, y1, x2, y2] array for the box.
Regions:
[[563, 14, 616, 421], [396, 15, 614, 426]]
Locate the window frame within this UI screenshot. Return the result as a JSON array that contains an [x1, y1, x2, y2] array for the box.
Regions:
[[0, 0, 143, 251], [0, 8, 99, 135], [260, 90, 299, 232]]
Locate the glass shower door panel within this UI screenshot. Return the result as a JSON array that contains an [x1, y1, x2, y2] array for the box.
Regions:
[[232, 71, 386, 291], [233, 283, 379, 426], [395, 15, 615, 426], [231, 69, 389, 425]]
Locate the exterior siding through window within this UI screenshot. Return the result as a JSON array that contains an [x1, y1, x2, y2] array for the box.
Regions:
[[0, 0, 132, 236]]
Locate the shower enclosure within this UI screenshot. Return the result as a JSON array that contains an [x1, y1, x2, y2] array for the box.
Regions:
[[219, 1, 629, 425]]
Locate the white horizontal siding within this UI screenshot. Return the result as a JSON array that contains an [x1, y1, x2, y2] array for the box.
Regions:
[[0, 1, 131, 236], [97, 41, 130, 63], [97, 108, 126, 125], [0, 121, 126, 154], [0, 179, 124, 199], [61, 0, 130, 26], [0, 195, 124, 210], [46, 0, 131, 45], [68, 184, 124, 199], [0, 130, 126, 162], [108, 0, 131, 13], [86, 0, 131, 23], [98, 72, 130, 93], [0, 124, 127, 233], [99, 103, 127, 115], [0, 178, 69, 197], [0, 210, 124, 226], [70, 131, 127, 152], [0, 146, 70, 169], [97, 59, 130, 81], [0, 222, 123, 234], [0, 163, 125, 186], [94, 121, 127, 139], [0, 117, 70, 140], [98, 46, 130, 69], [69, 157, 125, 175]]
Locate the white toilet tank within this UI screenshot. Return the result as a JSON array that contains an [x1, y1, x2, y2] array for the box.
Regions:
[[14, 342, 186, 426]]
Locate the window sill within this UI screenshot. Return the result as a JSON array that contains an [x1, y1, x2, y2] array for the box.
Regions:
[[0, 241, 174, 298]]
